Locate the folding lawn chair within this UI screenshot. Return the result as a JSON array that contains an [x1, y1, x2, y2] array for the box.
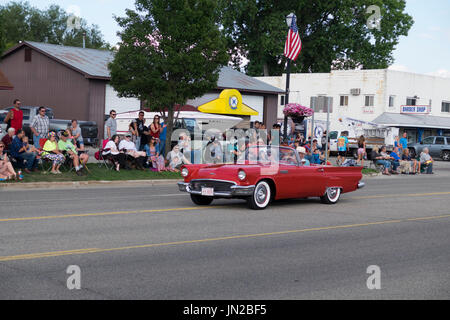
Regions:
[[95, 139, 114, 170], [38, 138, 53, 174]]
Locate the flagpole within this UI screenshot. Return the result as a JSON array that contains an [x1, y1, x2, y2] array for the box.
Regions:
[[283, 59, 291, 144]]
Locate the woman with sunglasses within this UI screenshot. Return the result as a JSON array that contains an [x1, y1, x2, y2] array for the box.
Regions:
[[149, 115, 167, 142], [0, 142, 18, 181], [41, 132, 65, 174]]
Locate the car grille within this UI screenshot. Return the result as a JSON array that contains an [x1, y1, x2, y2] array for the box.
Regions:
[[190, 180, 235, 193]]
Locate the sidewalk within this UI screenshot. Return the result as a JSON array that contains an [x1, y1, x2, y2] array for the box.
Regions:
[[0, 179, 182, 190]]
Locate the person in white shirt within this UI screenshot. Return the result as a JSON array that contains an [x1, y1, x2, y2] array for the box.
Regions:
[[102, 135, 128, 171], [118, 134, 147, 170]]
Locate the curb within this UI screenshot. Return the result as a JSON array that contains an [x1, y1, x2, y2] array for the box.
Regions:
[[0, 179, 182, 190]]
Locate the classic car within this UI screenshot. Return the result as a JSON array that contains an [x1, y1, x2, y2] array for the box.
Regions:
[[178, 146, 365, 210]]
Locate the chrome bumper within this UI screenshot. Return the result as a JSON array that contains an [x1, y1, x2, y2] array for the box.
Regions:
[[358, 182, 365, 189], [178, 182, 255, 197]]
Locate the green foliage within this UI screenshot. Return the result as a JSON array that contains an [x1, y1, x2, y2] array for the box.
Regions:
[[109, 0, 229, 153], [0, 1, 110, 51], [219, 0, 414, 76]]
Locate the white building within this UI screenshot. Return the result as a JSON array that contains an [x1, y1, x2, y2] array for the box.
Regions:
[[256, 69, 450, 143]]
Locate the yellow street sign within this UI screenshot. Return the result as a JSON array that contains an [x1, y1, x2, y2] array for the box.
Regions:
[[198, 89, 259, 116]]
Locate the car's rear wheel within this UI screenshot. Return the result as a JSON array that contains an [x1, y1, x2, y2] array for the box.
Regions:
[[409, 148, 416, 159], [248, 180, 272, 210], [320, 187, 341, 204], [441, 151, 450, 161], [190, 194, 214, 206]]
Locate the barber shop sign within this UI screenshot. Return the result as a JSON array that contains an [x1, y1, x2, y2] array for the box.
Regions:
[[400, 105, 431, 114]]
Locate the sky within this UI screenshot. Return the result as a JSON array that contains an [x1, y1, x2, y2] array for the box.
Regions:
[[1, 0, 449, 77]]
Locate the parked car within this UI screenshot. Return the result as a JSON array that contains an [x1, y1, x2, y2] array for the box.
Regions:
[[0, 106, 98, 146], [408, 136, 450, 161], [178, 145, 364, 210]]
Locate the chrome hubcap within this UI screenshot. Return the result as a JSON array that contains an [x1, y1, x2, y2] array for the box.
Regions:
[[256, 186, 267, 204], [327, 188, 339, 200]]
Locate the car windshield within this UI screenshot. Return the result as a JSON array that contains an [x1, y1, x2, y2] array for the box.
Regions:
[[241, 146, 299, 166]]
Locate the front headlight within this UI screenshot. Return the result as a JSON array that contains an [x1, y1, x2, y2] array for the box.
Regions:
[[238, 170, 246, 181], [181, 168, 189, 177]]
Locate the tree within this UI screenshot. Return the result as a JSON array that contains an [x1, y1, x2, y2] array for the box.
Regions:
[[109, 0, 229, 154], [219, 0, 414, 76], [0, 1, 110, 51]]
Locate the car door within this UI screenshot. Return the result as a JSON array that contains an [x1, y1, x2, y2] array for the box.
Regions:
[[291, 165, 327, 198], [420, 136, 434, 156], [433, 137, 446, 157]]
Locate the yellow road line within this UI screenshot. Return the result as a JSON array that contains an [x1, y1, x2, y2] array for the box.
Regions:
[[0, 206, 221, 223], [1, 191, 450, 224], [1, 214, 449, 262]]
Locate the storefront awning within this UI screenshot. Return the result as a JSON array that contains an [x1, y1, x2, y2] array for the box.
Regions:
[[198, 89, 259, 116], [373, 113, 450, 130]]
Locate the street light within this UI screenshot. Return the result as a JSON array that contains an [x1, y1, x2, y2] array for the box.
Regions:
[[286, 13, 295, 28], [283, 13, 296, 144]]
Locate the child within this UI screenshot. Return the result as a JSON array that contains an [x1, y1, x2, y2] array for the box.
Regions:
[[22, 136, 40, 158]]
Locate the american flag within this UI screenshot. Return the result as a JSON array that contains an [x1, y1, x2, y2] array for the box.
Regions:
[[284, 15, 302, 61]]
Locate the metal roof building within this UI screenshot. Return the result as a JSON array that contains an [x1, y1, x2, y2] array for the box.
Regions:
[[0, 41, 282, 139]]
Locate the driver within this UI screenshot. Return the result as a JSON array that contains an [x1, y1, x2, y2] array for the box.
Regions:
[[297, 147, 310, 166]]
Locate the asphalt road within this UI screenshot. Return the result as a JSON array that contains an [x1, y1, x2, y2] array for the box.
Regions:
[[0, 174, 449, 300]]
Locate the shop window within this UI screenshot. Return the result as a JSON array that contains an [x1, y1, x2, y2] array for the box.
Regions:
[[340, 95, 349, 107], [364, 95, 374, 107], [389, 96, 395, 107], [442, 101, 450, 113], [406, 97, 417, 106]]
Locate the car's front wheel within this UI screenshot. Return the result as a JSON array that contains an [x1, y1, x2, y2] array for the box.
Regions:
[[320, 187, 341, 204], [441, 151, 450, 161], [190, 194, 214, 206], [248, 180, 272, 210]]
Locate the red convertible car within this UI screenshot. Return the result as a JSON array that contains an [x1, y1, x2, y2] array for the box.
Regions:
[[178, 146, 364, 210]]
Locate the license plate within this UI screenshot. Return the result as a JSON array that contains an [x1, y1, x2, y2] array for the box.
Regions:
[[201, 187, 214, 196]]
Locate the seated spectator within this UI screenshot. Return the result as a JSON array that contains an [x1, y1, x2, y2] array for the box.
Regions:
[[22, 136, 39, 155], [389, 147, 402, 173], [9, 129, 39, 174], [145, 137, 166, 171], [1, 127, 15, 152], [118, 134, 147, 170], [58, 131, 88, 176], [166, 144, 191, 172], [41, 131, 65, 175], [0, 142, 17, 180], [419, 147, 434, 174], [103, 135, 128, 171], [68, 119, 85, 151], [401, 148, 419, 174], [371, 147, 391, 175], [296, 147, 311, 166], [380, 146, 399, 173]]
